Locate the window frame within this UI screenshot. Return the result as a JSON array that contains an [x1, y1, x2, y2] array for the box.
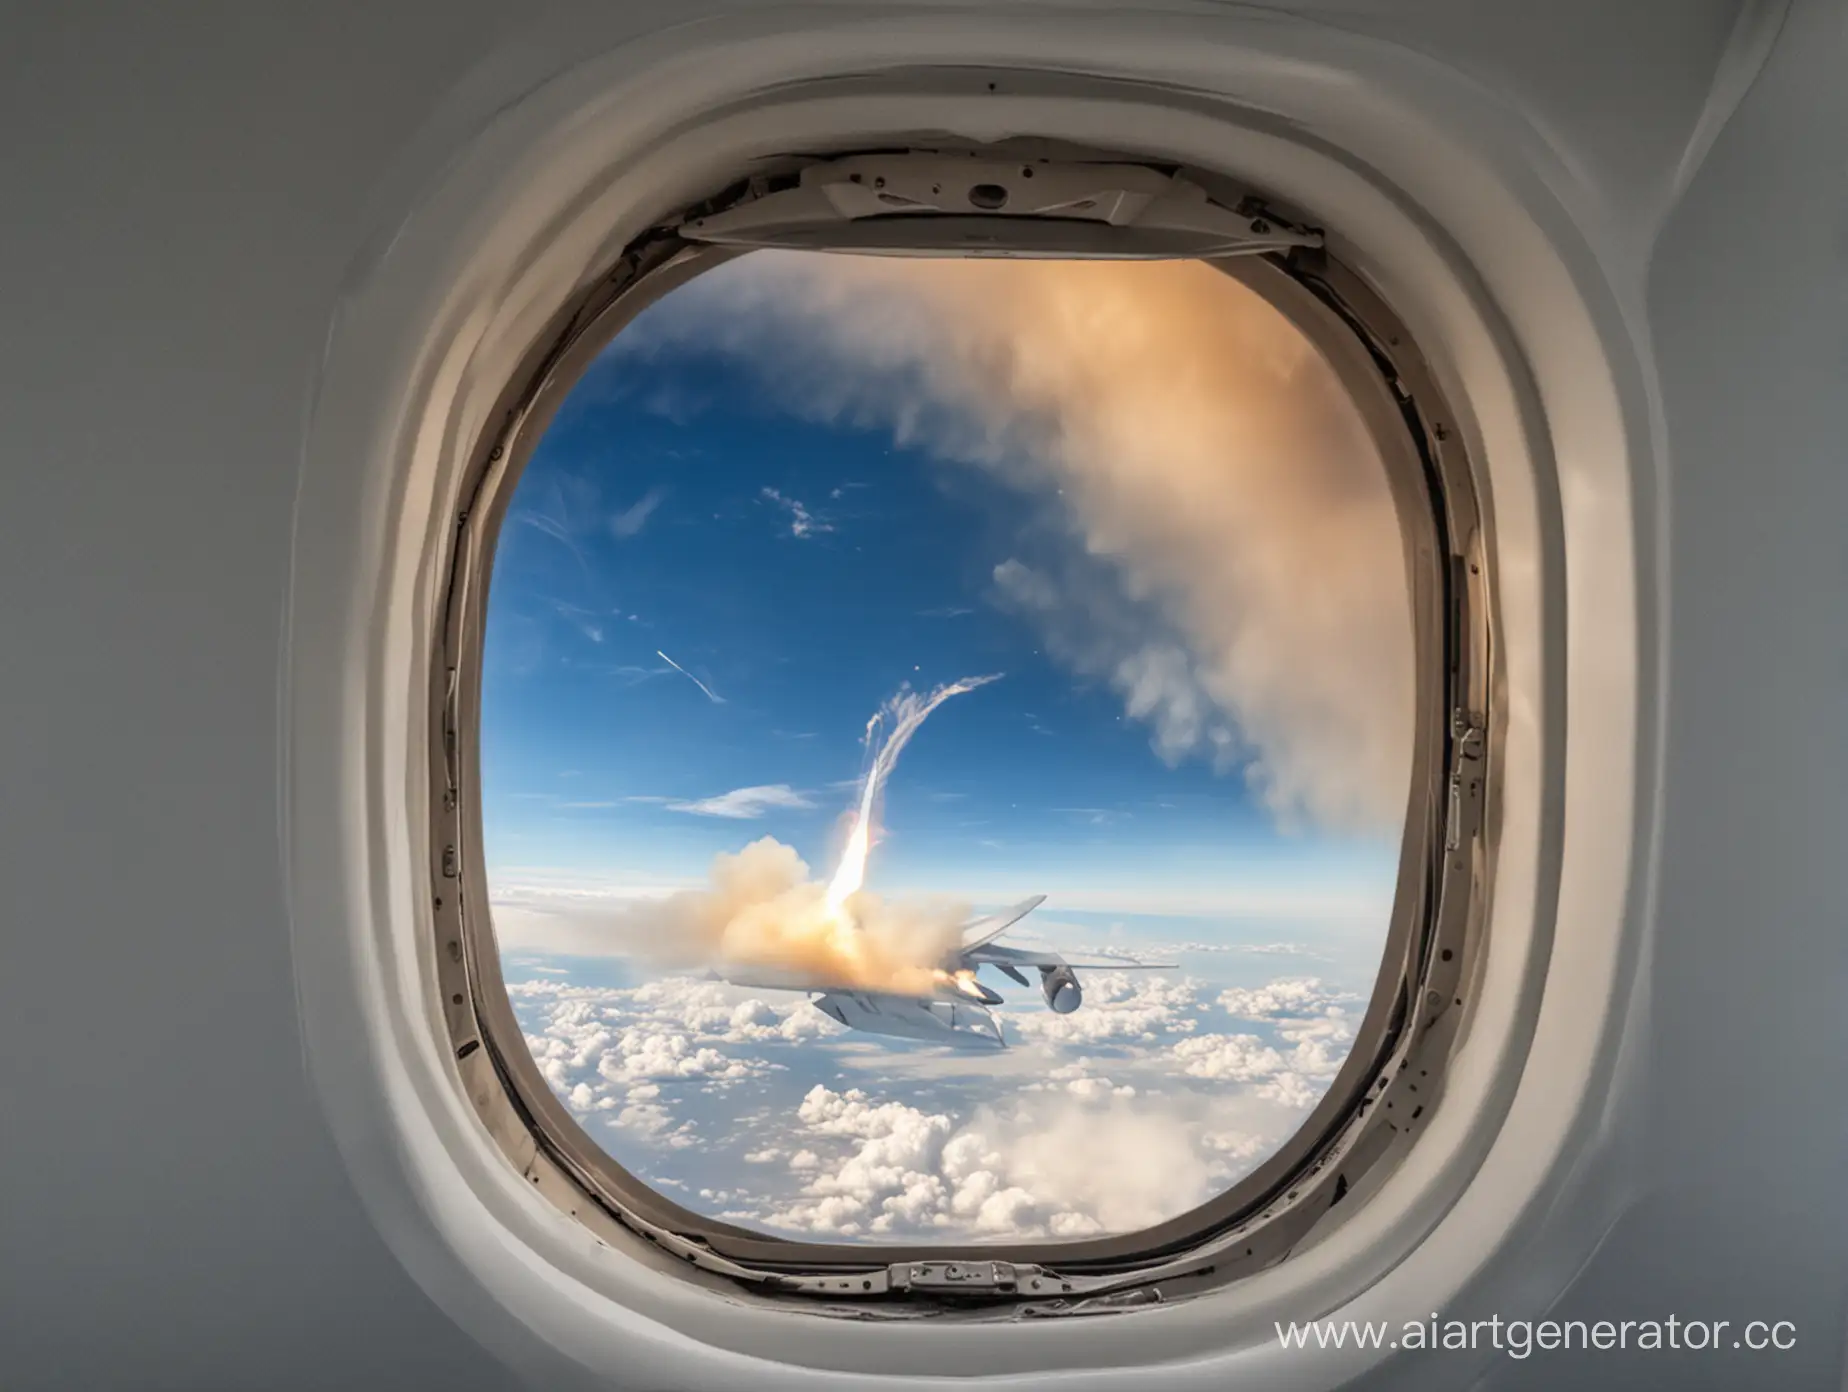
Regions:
[[428, 149, 1491, 1316]]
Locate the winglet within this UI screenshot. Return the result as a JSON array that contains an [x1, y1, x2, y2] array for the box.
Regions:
[[959, 894, 1047, 950]]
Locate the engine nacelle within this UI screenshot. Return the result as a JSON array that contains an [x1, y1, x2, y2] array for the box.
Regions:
[[1040, 965, 1082, 1014]]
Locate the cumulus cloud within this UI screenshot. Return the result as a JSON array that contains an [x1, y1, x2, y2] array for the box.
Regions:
[[510, 976, 847, 1126], [1216, 976, 1358, 1018], [763, 1084, 1221, 1241], [1215, 977, 1363, 1080], [1171, 1033, 1289, 1082], [620, 254, 1413, 832], [1255, 1072, 1321, 1110], [502, 967, 1353, 1242], [1006, 970, 1201, 1045], [1275, 1015, 1356, 1079]]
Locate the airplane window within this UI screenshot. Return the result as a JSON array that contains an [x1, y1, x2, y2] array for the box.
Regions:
[[475, 251, 1418, 1247]]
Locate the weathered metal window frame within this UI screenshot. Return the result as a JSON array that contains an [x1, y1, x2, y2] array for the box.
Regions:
[[427, 147, 1492, 1319]]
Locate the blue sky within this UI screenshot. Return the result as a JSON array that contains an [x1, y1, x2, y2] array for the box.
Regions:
[[480, 280, 1398, 922]]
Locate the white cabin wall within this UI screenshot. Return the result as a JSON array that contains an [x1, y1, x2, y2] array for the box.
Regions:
[[0, 3, 1840, 1389]]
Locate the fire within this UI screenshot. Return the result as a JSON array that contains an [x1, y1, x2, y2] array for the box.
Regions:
[[822, 769, 877, 915], [622, 675, 1005, 996], [933, 967, 988, 1001]]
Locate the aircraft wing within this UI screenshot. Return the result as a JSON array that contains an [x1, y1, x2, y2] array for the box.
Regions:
[[963, 942, 1177, 971], [810, 990, 1006, 1050]]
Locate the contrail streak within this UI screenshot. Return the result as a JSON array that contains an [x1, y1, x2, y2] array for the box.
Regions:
[[516, 510, 594, 586], [656, 649, 724, 704], [825, 674, 1001, 911]]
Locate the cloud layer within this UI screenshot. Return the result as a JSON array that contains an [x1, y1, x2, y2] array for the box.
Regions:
[[505, 961, 1364, 1243], [619, 253, 1414, 832]]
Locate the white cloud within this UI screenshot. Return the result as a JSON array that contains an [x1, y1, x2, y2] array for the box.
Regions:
[[1006, 971, 1201, 1045], [664, 784, 815, 819], [1256, 1072, 1321, 1110], [596, 1029, 758, 1084], [506, 976, 848, 1128], [1213, 978, 1362, 1079], [760, 486, 831, 538], [1060, 1074, 1136, 1101], [546, 598, 608, 644], [993, 559, 1240, 777], [1216, 977, 1358, 1019], [1170, 1033, 1288, 1082], [1274, 1014, 1357, 1079], [610, 487, 665, 538], [764, 1084, 1225, 1241], [501, 968, 1355, 1242]]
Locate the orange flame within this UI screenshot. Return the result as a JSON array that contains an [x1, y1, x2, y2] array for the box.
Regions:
[[622, 677, 1005, 996]]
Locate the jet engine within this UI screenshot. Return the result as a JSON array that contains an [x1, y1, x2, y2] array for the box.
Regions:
[[1039, 965, 1082, 1014]]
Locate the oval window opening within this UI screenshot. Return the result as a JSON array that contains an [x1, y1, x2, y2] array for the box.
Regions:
[[478, 250, 1416, 1248]]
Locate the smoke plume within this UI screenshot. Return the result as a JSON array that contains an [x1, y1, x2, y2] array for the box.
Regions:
[[623, 835, 971, 993], [617, 253, 1413, 832], [586, 676, 998, 989]]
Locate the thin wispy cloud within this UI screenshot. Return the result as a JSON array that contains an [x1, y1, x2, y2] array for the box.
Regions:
[[516, 510, 593, 583], [639, 380, 710, 426], [1054, 807, 1121, 826], [547, 598, 609, 643], [611, 487, 666, 539], [607, 662, 674, 687], [919, 605, 975, 619], [656, 649, 724, 704], [760, 487, 831, 538], [663, 784, 816, 819]]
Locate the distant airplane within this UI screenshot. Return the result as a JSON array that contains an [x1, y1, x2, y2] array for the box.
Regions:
[[713, 896, 1175, 1049]]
